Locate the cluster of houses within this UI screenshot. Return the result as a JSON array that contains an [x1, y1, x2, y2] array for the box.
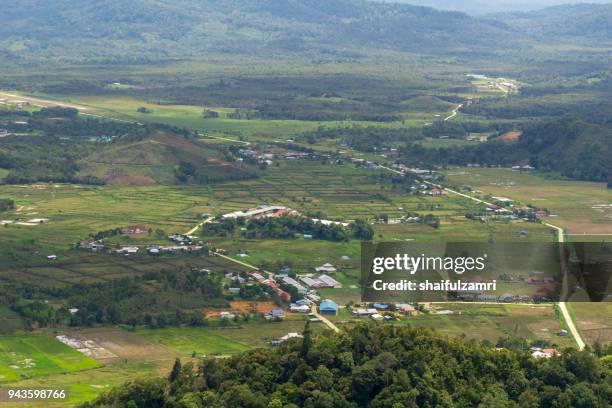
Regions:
[[120, 225, 149, 235], [350, 157, 382, 170], [270, 332, 303, 346], [236, 147, 320, 166], [219, 205, 350, 233], [235, 270, 293, 303], [221, 205, 299, 220], [351, 303, 416, 321], [531, 347, 559, 359], [77, 229, 205, 256]]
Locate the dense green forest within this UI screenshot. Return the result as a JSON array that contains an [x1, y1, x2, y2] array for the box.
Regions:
[[400, 118, 610, 182], [82, 324, 612, 408], [0, 0, 526, 63]]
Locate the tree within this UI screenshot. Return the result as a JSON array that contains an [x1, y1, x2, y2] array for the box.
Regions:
[[169, 358, 182, 383], [300, 320, 312, 358]]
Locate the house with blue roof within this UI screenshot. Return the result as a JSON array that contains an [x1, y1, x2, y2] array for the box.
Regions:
[[266, 309, 286, 321], [319, 299, 339, 315]]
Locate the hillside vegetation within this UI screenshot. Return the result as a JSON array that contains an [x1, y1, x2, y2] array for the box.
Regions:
[[491, 4, 612, 43], [82, 324, 612, 408], [80, 132, 257, 185], [0, 0, 549, 63]]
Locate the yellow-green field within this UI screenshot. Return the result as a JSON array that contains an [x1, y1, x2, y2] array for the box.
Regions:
[[443, 167, 612, 235]]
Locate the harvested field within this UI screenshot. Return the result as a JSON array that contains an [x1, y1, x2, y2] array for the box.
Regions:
[[497, 131, 522, 142]]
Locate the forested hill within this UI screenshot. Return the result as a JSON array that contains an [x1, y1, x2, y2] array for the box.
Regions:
[[0, 0, 523, 63], [489, 3, 612, 42], [82, 324, 611, 407]]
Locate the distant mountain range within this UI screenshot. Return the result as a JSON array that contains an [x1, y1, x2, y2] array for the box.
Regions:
[[0, 0, 609, 63], [490, 3, 612, 42], [370, 1, 612, 15]]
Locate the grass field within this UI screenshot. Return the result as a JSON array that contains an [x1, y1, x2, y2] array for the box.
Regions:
[[0, 334, 100, 382], [443, 167, 612, 235], [568, 303, 612, 346], [25, 94, 421, 140], [134, 327, 249, 356], [380, 303, 575, 347]]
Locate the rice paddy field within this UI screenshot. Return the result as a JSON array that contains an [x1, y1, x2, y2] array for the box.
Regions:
[[0, 320, 320, 406], [0, 89, 608, 407], [443, 167, 612, 236], [398, 303, 576, 348], [0, 158, 554, 300], [0, 334, 100, 383], [24, 94, 432, 141]]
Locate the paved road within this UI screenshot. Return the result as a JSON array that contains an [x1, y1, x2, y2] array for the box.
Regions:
[[13, 90, 585, 344], [443, 103, 462, 121], [0, 91, 92, 111], [185, 216, 214, 236], [311, 305, 340, 333], [543, 222, 586, 350], [378, 165, 586, 350]]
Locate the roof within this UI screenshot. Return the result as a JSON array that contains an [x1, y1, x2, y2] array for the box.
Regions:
[[373, 303, 389, 309], [269, 309, 285, 316], [300, 276, 324, 288], [397, 304, 415, 312], [318, 274, 341, 288], [319, 299, 339, 310]]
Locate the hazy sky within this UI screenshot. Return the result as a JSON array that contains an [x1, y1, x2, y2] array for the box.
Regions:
[[371, 0, 611, 15]]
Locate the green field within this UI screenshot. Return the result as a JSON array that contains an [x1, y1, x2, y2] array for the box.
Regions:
[[568, 303, 612, 346], [341, 303, 576, 348], [30, 94, 418, 140], [135, 319, 316, 355], [443, 167, 612, 236], [0, 334, 100, 382], [133, 327, 249, 356]]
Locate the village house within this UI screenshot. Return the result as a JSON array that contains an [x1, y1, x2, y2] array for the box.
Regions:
[[281, 276, 308, 294], [352, 308, 378, 316], [295, 298, 312, 306], [221, 205, 298, 220], [289, 304, 310, 313], [531, 348, 558, 359], [315, 263, 337, 273], [319, 299, 339, 315], [276, 289, 292, 302], [266, 309, 286, 320], [317, 274, 342, 288], [121, 225, 148, 234], [116, 246, 139, 255], [270, 332, 303, 346], [396, 304, 416, 315]]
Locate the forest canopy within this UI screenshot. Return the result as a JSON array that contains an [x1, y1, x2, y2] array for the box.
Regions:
[[82, 324, 611, 408]]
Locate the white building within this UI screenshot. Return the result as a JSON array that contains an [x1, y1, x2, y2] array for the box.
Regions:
[[315, 263, 337, 273]]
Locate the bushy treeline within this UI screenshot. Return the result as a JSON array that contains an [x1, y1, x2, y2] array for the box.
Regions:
[[244, 216, 374, 241], [204, 216, 374, 242], [82, 324, 612, 408], [300, 126, 422, 152], [401, 118, 610, 182], [421, 120, 513, 139], [2, 268, 228, 329], [0, 198, 14, 211], [0, 135, 104, 185]]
